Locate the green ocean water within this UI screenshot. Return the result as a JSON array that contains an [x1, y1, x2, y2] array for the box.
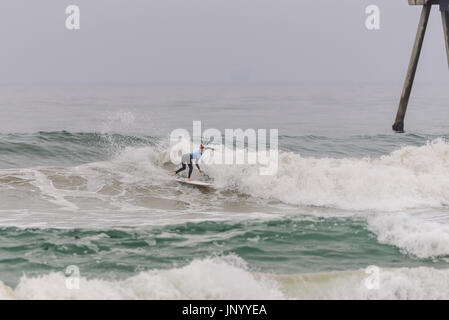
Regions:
[[1, 217, 447, 288], [1, 85, 449, 299]]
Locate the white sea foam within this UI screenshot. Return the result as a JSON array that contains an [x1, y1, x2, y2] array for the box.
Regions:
[[0, 256, 283, 300], [2, 139, 449, 258], [274, 266, 449, 300], [100, 137, 449, 212], [1, 256, 449, 300], [3, 138, 449, 213], [367, 212, 449, 259], [204, 138, 449, 211]]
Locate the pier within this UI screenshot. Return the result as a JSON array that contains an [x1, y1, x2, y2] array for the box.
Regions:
[[392, 0, 449, 132]]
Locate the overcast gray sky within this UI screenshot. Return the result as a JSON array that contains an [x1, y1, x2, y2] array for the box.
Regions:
[[0, 0, 448, 84]]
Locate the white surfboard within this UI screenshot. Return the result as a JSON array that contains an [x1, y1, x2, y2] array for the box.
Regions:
[[175, 178, 213, 187]]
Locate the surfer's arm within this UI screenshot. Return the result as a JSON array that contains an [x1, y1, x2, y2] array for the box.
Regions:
[[194, 158, 202, 173]]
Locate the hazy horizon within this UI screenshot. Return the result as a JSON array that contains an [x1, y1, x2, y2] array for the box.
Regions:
[[0, 0, 448, 85]]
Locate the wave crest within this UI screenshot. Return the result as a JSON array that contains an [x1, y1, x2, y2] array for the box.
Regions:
[[206, 138, 449, 211], [2, 256, 449, 300]]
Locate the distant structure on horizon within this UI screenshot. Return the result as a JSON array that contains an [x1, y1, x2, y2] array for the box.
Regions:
[[393, 0, 449, 132]]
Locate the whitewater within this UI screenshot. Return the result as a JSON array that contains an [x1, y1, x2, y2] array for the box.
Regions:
[[1, 84, 449, 299]]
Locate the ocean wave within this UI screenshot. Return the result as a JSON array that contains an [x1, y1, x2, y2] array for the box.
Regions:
[[367, 213, 449, 259], [0, 131, 162, 169], [1, 256, 449, 300], [2, 130, 446, 168], [206, 138, 449, 211], [274, 266, 449, 300], [0, 256, 283, 300], [96, 136, 449, 211], [2, 136, 449, 260], [2, 136, 449, 213]]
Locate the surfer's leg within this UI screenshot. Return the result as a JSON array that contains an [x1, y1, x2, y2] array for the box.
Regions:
[[188, 164, 193, 178], [175, 163, 187, 174]]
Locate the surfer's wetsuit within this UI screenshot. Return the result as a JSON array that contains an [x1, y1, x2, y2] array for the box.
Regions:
[[175, 150, 202, 179]]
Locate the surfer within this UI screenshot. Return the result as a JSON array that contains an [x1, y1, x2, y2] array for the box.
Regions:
[[173, 144, 215, 181]]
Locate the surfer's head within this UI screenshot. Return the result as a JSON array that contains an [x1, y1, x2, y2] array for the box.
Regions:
[[200, 144, 205, 154]]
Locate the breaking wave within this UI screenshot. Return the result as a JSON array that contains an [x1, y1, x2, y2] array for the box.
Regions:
[[1, 256, 449, 300]]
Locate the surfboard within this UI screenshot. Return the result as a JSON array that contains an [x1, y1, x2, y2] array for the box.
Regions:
[[175, 178, 213, 187]]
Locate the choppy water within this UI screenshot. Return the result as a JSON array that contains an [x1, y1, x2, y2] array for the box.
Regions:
[[1, 84, 449, 299]]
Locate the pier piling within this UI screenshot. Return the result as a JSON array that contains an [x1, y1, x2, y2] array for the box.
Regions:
[[392, 1, 449, 132]]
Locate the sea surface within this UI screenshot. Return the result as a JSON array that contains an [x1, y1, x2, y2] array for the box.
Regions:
[[1, 83, 449, 299]]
